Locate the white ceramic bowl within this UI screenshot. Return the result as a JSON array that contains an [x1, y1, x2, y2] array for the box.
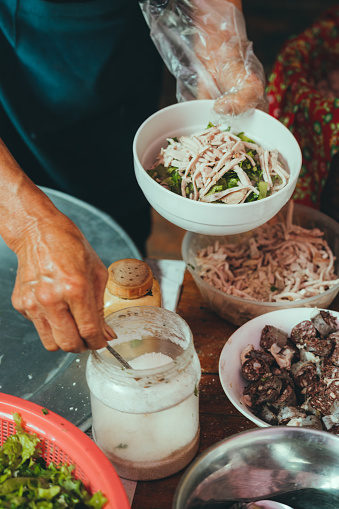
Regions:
[[133, 100, 302, 235], [218, 307, 339, 428], [181, 203, 339, 326]]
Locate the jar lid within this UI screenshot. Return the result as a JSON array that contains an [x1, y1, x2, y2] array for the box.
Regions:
[[107, 258, 154, 299]]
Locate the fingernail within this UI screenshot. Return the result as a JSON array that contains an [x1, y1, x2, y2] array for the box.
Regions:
[[104, 323, 117, 339]]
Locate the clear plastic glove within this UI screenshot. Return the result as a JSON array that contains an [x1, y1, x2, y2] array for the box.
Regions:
[[139, 0, 267, 116], [11, 210, 114, 353]]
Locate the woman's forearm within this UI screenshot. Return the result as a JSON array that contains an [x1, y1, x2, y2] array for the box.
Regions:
[[0, 139, 59, 252]]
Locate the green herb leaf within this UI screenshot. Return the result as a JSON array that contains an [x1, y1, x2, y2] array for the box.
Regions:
[[236, 132, 255, 143], [258, 181, 268, 200], [0, 414, 107, 508], [147, 165, 182, 195]]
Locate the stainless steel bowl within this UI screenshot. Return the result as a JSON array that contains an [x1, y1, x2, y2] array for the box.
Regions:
[[173, 427, 339, 509]]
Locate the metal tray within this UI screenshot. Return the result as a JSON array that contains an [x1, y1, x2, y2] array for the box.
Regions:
[[0, 187, 140, 431]]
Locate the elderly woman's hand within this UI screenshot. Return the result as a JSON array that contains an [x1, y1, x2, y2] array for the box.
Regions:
[[0, 139, 114, 353], [11, 210, 113, 353]]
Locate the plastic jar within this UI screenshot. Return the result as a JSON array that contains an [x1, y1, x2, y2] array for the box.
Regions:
[[86, 306, 201, 481], [103, 258, 161, 317]]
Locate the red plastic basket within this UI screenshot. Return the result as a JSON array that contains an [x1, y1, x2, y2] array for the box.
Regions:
[[0, 392, 130, 509]]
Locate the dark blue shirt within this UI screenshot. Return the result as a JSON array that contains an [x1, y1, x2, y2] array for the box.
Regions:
[[0, 0, 163, 220]]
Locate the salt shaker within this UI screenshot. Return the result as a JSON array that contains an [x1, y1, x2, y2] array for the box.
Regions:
[[103, 258, 161, 317], [86, 306, 201, 481]]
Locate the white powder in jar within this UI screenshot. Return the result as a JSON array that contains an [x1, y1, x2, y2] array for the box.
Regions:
[[129, 352, 173, 370]]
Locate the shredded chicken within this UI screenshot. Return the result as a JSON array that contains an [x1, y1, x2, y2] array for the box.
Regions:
[[149, 125, 290, 204], [195, 201, 339, 302]]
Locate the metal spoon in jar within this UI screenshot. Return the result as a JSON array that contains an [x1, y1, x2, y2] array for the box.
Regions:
[[106, 344, 133, 369]]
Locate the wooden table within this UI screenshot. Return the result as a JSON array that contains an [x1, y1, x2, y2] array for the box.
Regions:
[[131, 271, 339, 509]]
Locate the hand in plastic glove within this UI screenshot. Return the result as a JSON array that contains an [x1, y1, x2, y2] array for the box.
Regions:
[[140, 0, 266, 116], [193, 0, 266, 116], [0, 140, 114, 353]]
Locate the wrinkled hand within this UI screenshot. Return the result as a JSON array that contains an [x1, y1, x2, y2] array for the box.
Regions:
[[11, 212, 113, 353]]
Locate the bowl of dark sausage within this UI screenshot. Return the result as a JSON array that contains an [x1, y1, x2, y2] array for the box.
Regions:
[[219, 307, 339, 432]]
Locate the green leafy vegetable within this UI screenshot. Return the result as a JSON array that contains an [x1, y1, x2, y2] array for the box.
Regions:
[[226, 177, 239, 189], [147, 165, 182, 195], [258, 181, 269, 200], [0, 413, 107, 508], [236, 132, 255, 143], [147, 125, 284, 204], [185, 182, 194, 196]]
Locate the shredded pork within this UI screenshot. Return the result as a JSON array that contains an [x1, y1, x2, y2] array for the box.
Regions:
[[150, 125, 289, 204], [195, 201, 339, 302]]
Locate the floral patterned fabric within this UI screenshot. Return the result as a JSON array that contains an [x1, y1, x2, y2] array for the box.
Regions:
[[266, 6, 339, 209]]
